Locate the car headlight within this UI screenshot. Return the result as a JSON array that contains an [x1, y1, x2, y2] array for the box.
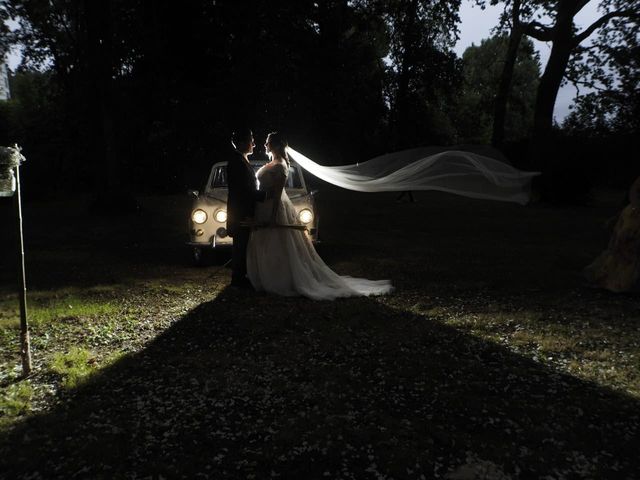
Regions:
[[298, 208, 313, 224], [191, 209, 207, 224], [214, 209, 227, 223]]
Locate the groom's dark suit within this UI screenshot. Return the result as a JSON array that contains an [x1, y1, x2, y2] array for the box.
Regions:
[[226, 147, 265, 286]]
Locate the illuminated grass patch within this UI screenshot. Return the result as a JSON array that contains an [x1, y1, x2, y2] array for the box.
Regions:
[[0, 293, 120, 330]]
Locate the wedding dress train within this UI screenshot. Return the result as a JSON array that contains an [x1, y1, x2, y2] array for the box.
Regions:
[[246, 161, 393, 300]]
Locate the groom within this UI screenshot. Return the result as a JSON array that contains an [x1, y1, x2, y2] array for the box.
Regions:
[[226, 128, 266, 289]]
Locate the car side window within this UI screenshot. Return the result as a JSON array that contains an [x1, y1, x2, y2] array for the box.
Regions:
[[212, 166, 228, 188], [208, 163, 302, 189], [286, 167, 303, 189]]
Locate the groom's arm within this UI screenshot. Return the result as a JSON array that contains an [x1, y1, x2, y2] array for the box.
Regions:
[[226, 157, 241, 192]]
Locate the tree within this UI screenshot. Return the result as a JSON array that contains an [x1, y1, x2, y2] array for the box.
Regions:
[[479, 0, 639, 146], [5, 0, 396, 195], [529, 1, 639, 141], [306, 0, 390, 160], [489, 0, 535, 146], [0, 1, 13, 58], [564, 1, 640, 136], [363, 0, 463, 148], [456, 35, 540, 144], [6, 0, 134, 205], [561, 14, 639, 188]]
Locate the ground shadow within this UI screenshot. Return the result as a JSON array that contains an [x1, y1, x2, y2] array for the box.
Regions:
[[1, 287, 638, 479]]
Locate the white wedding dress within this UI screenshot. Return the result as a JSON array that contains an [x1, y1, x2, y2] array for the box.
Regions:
[[246, 161, 393, 300]]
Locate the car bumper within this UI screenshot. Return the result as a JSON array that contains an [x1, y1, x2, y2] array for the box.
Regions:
[[187, 226, 318, 248], [186, 235, 232, 249]]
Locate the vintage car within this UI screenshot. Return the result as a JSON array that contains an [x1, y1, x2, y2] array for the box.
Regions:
[[187, 160, 319, 264]]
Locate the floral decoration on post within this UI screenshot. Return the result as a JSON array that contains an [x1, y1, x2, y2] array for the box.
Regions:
[[0, 144, 26, 196], [0, 145, 26, 197]]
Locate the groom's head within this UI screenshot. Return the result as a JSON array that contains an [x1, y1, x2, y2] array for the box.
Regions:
[[231, 128, 255, 156]]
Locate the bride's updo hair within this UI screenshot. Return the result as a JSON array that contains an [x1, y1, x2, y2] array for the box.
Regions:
[[267, 131, 290, 167]]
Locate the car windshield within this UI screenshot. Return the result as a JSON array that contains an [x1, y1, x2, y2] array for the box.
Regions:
[[210, 164, 304, 189]]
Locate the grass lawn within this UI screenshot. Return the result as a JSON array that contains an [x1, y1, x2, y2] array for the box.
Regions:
[[0, 187, 638, 479]]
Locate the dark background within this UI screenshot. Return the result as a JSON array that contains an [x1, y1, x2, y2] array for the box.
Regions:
[[0, 0, 638, 205]]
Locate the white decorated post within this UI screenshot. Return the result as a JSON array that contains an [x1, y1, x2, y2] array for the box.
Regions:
[[0, 145, 32, 376]]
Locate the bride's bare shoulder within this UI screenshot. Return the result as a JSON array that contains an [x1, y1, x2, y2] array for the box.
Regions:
[[267, 160, 288, 175]]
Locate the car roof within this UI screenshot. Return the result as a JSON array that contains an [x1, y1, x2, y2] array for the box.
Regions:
[[210, 159, 297, 168], [213, 160, 267, 167], [206, 159, 306, 192]]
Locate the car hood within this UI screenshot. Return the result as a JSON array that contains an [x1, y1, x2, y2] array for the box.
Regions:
[[195, 188, 311, 207], [204, 190, 228, 203], [193, 191, 227, 209]]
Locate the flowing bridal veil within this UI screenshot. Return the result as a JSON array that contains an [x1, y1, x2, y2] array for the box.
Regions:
[[287, 145, 539, 205]]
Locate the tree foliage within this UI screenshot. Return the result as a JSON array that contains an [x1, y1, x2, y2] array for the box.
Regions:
[[564, 1, 640, 136], [0, 1, 13, 57], [2, 0, 637, 197], [370, 0, 463, 147], [2, 0, 470, 195], [478, 0, 639, 139], [455, 34, 540, 143], [4, 0, 403, 189]]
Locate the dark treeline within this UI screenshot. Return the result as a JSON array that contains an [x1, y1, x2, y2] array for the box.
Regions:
[[0, 0, 638, 203]]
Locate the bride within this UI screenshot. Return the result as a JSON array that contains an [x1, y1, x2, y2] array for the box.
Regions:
[[246, 132, 394, 300]]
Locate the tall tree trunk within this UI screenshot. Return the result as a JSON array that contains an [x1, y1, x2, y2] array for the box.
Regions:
[[531, 2, 576, 141], [492, 27, 523, 147], [528, 3, 577, 201], [492, 0, 523, 148], [532, 40, 572, 140], [392, 0, 417, 148]]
